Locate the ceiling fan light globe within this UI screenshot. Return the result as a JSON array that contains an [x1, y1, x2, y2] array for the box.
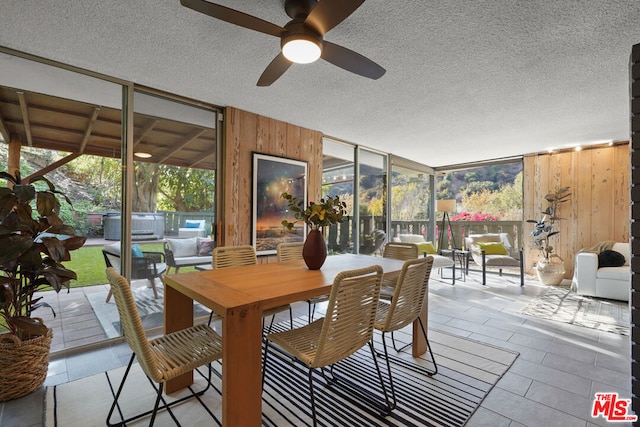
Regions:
[[282, 38, 321, 64]]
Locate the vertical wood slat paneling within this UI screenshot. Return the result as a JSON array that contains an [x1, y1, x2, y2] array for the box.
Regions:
[[523, 143, 630, 277], [592, 148, 615, 243], [629, 41, 639, 418], [222, 107, 323, 252], [615, 144, 631, 241]]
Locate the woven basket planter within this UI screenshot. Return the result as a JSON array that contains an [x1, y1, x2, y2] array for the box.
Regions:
[[0, 329, 52, 402]]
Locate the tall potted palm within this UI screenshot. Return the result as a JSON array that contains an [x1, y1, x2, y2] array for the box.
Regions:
[[0, 171, 86, 401]]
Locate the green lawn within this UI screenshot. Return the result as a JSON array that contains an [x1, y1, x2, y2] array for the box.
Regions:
[[66, 242, 167, 288]]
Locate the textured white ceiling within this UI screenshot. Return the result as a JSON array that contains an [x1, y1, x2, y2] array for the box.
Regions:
[[1, 0, 639, 167]]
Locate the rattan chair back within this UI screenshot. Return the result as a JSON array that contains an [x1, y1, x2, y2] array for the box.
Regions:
[[382, 242, 419, 260], [276, 241, 304, 262], [106, 267, 164, 382], [376, 257, 434, 333], [213, 245, 257, 269], [313, 265, 383, 367], [106, 267, 223, 426]]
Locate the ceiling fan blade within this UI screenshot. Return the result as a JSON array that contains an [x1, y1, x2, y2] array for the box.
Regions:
[[257, 53, 293, 87], [305, 0, 365, 35], [322, 41, 385, 80], [180, 0, 283, 37]]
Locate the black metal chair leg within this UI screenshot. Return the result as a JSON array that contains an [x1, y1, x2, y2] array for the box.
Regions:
[[367, 340, 393, 413], [107, 354, 215, 427], [289, 307, 293, 329], [379, 334, 398, 410], [308, 369, 318, 427], [417, 317, 438, 376], [106, 353, 135, 427], [390, 330, 410, 353], [481, 250, 487, 285], [519, 250, 525, 286], [148, 382, 164, 427]]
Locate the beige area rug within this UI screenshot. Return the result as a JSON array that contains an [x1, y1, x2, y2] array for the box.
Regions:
[[45, 319, 518, 427], [520, 285, 630, 335]]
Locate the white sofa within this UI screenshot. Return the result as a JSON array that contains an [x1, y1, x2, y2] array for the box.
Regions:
[[572, 242, 630, 301], [395, 234, 456, 280], [164, 237, 215, 273]]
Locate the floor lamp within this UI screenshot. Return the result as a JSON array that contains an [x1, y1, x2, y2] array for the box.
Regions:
[[436, 199, 457, 251]]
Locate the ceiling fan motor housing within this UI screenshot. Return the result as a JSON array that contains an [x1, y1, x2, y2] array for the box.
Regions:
[[284, 0, 318, 20], [281, 21, 323, 54]]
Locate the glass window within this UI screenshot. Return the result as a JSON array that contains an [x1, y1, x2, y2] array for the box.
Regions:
[[322, 139, 355, 254], [131, 91, 217, 335], [358, 149, 387, 256], [390, 164, 432, 242], [0, 53, 123, 352]]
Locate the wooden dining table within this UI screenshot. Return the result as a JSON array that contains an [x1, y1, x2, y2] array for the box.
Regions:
[[163, 253, 430, 426]]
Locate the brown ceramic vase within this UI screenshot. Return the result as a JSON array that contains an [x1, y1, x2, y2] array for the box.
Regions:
[[302, 229, 327, 270]]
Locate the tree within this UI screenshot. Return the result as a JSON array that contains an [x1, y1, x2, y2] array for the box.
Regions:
[[157, 166, 215, 212]]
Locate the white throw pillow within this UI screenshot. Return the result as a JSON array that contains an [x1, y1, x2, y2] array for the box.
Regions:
[[167, 237, 198, 257]]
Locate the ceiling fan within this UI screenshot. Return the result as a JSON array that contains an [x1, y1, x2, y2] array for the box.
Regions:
[[180, 0, 386, 86]]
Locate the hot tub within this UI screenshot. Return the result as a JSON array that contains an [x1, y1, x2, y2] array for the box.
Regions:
[[103, 213, 165, 240]]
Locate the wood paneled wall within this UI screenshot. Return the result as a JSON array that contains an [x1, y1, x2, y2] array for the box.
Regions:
[[523, 143, 630, 277], [221, 107, 323, 249]]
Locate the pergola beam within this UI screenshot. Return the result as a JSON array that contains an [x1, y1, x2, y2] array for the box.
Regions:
[[0, 112, 10, 143], [16, 91, 33, 147], [189, 152, 215, 169], [157, 128, 208, 164], [133, 119, 159, 147], [23, 153, 81, 184], [78, 107, 101, 153]]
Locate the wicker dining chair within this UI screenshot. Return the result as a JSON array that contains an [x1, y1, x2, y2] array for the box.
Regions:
[[262, 265, 391, 425], [213, 245, 293, 331], [276, 241, 328, 322], [379, 242, 419, 300], [105, 267, 222, 427], [373, 256, 436, 410]]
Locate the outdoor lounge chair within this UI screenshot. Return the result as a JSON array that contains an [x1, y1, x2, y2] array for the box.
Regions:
[[465, 233, 524, 286], [102, 242, 167, 302]]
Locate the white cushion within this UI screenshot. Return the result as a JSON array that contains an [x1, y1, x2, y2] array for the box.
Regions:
[[104, 242, 121, 255], [597, 266, 630, 281], [398, 234, 426, 244], [166, 237, 198, 258], [173, 255, 210, 266]]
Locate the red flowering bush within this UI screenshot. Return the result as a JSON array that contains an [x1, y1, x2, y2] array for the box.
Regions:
[[450, 211, 503, 221]]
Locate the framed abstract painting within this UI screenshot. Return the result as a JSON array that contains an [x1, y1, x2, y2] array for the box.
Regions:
[[252, 153, 307, 255]]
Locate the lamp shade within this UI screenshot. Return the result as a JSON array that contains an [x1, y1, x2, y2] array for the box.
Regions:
[[436, 199, 456, 212]]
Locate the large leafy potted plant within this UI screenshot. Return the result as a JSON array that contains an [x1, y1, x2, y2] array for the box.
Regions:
[[281, 192, 347, 270], [0, 171, 86, 401], [527, 186, 570, 285]]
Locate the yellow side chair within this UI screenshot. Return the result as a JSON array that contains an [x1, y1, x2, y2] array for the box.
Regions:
[[373, 256, 437, 410], [262, 265, 391, 425], [213, 245, 293, 331], [276, 241, 328, 322], [105, 267, 222, 427]]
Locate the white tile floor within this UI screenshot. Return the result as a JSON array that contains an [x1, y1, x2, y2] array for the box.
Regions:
[[0, 268, 632, 427]]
